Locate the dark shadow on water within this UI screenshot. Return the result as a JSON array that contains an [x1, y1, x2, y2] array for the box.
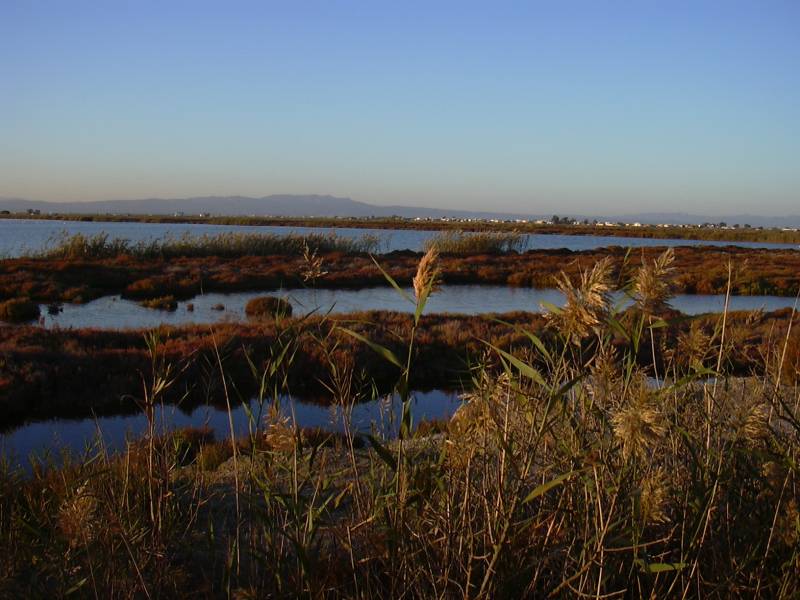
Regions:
[[0, 389, 463, 471]]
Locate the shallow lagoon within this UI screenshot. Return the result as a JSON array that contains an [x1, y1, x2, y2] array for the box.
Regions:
[[2, 218, 797, 257], [37, 285, 798, 330]]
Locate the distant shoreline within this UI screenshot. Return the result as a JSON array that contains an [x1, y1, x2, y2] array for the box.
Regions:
[[3, 212, 800, 244]]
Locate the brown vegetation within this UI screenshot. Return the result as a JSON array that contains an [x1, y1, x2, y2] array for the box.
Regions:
[[139, 295, 178, 311], [1, 245, 799, 306], [1, 307, 797, 428]]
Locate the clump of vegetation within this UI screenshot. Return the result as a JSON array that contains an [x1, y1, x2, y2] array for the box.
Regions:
[[36, 230, 380, 260], [169, 426, 216, 465], [423, 229, 527, 254], [0, 298, 40, 322], [245, 296, 292, 319], [139, 295, 178, 311]]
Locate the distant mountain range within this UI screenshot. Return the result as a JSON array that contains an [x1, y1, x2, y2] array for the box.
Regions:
[[1, 195, 799, 228]]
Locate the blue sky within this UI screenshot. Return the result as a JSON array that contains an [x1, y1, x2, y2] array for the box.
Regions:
[[1, 1, 798, 215]]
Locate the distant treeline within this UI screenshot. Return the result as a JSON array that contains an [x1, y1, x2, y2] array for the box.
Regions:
[[4, 212, 800, 244]]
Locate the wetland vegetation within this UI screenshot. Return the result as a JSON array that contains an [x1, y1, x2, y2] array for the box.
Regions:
[[0, 248, 798, 597]]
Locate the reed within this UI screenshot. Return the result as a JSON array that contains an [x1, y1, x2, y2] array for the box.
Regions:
[[423, 229, 527, 254], [35, 230, 380, 260]]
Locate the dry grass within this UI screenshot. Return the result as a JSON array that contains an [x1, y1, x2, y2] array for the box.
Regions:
[[423, 230, 527, 254]]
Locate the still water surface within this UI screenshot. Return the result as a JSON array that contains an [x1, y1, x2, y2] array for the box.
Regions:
[[0, 390, 462, 468], [2, 218, 797, 256], [37, 286, 798, 330]]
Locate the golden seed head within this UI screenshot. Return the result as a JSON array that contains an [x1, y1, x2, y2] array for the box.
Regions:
[[57, 483, 98, 548], [264, 405, 296, 452], [742, 401, 769, 443], [673, 321, 711, 367], [633, 248, 675, 314], [413, 246, 441, 302], [639, 468, 669, 525], [546, 256, 613, 344], [300, 241, 328, 283], [611, 396, 667, 459]]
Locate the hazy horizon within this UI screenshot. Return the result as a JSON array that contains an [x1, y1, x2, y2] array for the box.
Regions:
[[2, 1, 798, 216]]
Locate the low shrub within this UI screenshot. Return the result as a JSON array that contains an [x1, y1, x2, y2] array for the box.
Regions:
[[245, 296, 293, 319], [196, 442, 232, 471], [170, 427, 215, 466], [0, 298, 40, 322]]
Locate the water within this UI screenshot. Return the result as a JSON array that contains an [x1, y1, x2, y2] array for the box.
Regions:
[[35, 286, 799, 330], [0, 390, 462, 468], [1, 218, 797, 257]]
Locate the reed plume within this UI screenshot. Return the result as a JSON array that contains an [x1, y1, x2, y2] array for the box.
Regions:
[[413, 246, 441, 303], [611, 393, 667, 459], [639, 468, 669, 525], [633, 247, 675, 314], [300, 241, 328, 284], [57, 483, 99, 548], [547, 256, 613, 344]]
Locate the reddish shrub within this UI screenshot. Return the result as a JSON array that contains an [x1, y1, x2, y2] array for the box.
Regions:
[[0, 298, 40, 323]]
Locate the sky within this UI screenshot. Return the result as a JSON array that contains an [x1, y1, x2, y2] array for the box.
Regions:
[[1, 1, 798, 216]]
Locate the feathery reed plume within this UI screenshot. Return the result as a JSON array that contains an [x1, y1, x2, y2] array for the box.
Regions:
[[737, 400, 770, 444], [546, 256, 613, 344], [639, 468, 669, 525], [589, 346, 622, 408], [300, 241, 328, 284], [447, 372, 514, 467], [611, 392, 667, 459], [57, 483, 98, 548], [264, 404, 296, 453], [671, 321, 712, 368], [413, 246, 441, 303], [633, 248, 675, 314]]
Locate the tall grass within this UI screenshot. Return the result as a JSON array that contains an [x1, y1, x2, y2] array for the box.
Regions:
[[0, 250, 798, 597], [35, 230, 381, 260], [423, 229, 527, 254]]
